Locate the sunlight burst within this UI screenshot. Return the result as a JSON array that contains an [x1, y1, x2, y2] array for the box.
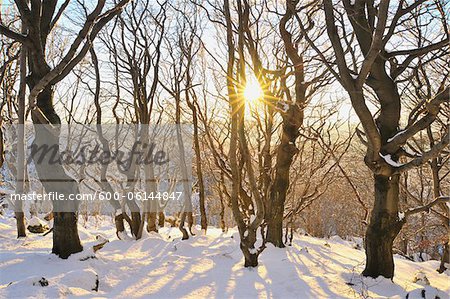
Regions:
[[243, 78, 264, 104]]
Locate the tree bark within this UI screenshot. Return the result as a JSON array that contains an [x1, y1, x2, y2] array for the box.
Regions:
[[15, 212, 26, 238], [52, 212, 83, 258], [14, 17, 27, 238], [29, 77, 83, 258], [147, 212, 158, 233], [130, 211, 141, 237], [266, 3, 305, 247], [438, 241, 449, 274], [266, 139, 299, 247], [363, 174, 404, 278], [219, 185, 227, 232], [266, 210, 284, 247], [243, 252, 258, 267], [158, 211, 165, 228], [193, 106, 207, 232]]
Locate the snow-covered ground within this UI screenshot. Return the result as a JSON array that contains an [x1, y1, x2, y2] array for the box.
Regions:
[[0, 215, 448, 299]]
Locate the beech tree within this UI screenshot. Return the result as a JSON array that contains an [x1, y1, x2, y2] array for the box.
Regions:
[[305, 0, 449, 278], [266, 0, 331, 247], [0, 0, 130, 258], [107, 0, 167, 238], [0, 15, 26, 238]]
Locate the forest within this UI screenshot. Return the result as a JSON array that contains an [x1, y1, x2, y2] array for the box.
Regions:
[[0, 0, 449, 298]]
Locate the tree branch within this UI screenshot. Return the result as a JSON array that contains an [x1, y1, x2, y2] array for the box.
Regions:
[[0, 24, 28, 44], [50, 0, 71, 30], [28, 0, 130, 110], [397, 131, 449, 173], [355, 0, 389, 88], [385, 87, 449, 151], [404, 196, 450, 217]]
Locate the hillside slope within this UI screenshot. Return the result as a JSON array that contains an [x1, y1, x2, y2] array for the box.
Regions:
[[0, 215, 448, 298]]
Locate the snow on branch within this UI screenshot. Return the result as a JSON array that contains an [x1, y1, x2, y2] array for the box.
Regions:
[[379, 153, 403, 167], [384, 87, 449, 152]]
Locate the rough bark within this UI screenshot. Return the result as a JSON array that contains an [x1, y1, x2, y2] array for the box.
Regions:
[[15, 30, 27, 238], [243, 250, 258, 267], [90, 47, 126, 236], [147, 212, 158, 233], [52, 212, 83, 259], [266, 113, 300, 247], [15, 212, 26, 238], [130, 211, 141, 237], [158, 212, 165, 228], [191, 103, 207, 232], [363, 174, 404, 278], [29, 76, 83, 258], [265, 1, 305, 247], [438, 242, 449, 274]]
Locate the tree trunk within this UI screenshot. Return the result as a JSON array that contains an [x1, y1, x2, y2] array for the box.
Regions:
[[52, 212, 82, 259], [176, 123, 193, 240], [266, 5, 306, 247], [266, 125, 299, 247], [14, 22, 27, 239], [30, 84, 83, 258], [179, 212, 189, 240], [219, 189, 226, 232], [266, 205, 285, 247], [130, 211, 141, 237], [195, 132, 207, 232], [438, 242, 449, 273], [363, 174, 404, 278], [158, 211, 165, 228], [91, 47, 125, 237], [114, 213, 125, 238], [244, 253, 258, 267], [147, 212, 158, 233], [15, 212, 26, 238], [188, 101, 208, 232], [187, 211, 194, 234], [240, 230, 260, 267]]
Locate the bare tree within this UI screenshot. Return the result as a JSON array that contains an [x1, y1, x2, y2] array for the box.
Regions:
[[307, 0, 449, 278], [100, 0, 167, 238], [14, 15, 27, 238], [0, 11, 25, 237], [159, 2, 202, 239], [0, 0, 130, 258], [266, 0, 331, 247]]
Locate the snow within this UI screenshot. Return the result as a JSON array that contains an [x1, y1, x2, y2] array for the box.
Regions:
[[413, 270, 430, 286], [379, 153, 403, 167], [0, 216, 448, 298], [0, 188, 14, 194], [28, 216, 46, 227], [387, 130, 406, 142], [278, 102, 290, 113], [398, 212, 405, 221], [404, 146, 420, 157]]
